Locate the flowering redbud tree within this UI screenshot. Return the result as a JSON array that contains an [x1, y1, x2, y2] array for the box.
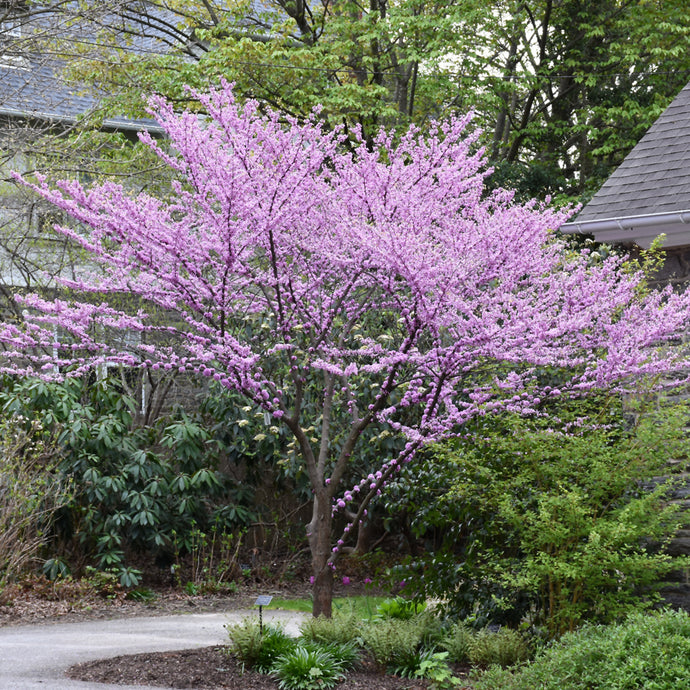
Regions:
[[2, 82, 690, 616]]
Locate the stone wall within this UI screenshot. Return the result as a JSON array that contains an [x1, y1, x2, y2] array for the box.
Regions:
[[650, 246, 690, 610]]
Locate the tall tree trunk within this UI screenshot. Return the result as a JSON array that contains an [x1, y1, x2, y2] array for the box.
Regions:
[[308, 488, 334, 617]]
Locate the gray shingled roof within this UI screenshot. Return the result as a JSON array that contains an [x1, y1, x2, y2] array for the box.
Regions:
[[0, 58, 164, 134], [0, 1, 283, 134], [562, 81, 690, 249], [0, 4, 170, 133], [1, 60, 104, 123]]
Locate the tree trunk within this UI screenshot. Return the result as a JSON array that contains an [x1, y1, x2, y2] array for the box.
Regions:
[[308, 489, 334, 617]]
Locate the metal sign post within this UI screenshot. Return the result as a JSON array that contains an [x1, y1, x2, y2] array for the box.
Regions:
[[254, 595, 273, 635]]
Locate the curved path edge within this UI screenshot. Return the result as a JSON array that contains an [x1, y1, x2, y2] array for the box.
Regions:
[[0, 609, 306, 689]]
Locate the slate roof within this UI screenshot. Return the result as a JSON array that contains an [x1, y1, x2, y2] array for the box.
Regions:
[[0, 4, 171, 134], [0, 60, 157, 132], [562, 81, 690, 249], [0, 1, 284, 135]]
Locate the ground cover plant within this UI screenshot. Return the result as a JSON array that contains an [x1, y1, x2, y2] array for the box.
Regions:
[[4, 81, 690, 618], [472, 608, 690, 690], [225, 596, 534, 689]]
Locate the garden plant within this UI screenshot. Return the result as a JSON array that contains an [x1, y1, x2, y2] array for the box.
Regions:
[[473, 608, 690, 690], [384, 394, 690, 635], [3, 81, 690, 617], [225, 597, 534, 689]]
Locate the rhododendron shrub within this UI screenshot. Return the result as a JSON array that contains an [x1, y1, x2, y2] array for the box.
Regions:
[[2, 82, 690, 616]]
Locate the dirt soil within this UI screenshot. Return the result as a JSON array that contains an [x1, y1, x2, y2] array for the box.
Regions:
[[67, 646, 435, 689], [0, 579, 474, 689]]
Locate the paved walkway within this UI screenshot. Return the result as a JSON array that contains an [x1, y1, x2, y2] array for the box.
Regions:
[[0, 609, 305, 689]]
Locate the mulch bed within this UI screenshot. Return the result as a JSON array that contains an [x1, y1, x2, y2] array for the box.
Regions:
[[67, 646, 439, 689]]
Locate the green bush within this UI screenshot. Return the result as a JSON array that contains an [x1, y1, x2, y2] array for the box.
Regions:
[[0, 376, 256, 584], [468, 627, 531, 668], [473, 609, 690, 689], [386, 396, 690, 635], [225, 619, 295, 672], [270, 646, 346, 690]]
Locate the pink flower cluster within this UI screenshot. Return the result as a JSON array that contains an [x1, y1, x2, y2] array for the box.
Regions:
[[3, 81, 690, 579]]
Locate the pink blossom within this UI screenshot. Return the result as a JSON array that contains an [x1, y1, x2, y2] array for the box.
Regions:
[[3, 81, 690, 612]]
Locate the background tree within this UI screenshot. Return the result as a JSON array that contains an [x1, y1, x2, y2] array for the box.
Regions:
[[3, 83, 690, 616], [50, 0, 690, 201]]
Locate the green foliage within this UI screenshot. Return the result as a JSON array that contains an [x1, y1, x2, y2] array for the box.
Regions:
[[299, 611, 362, 645], [473, 609, 690, 690], [225, 620, 296, 673], [82, 566, 124, 599], [415, 651, 463, 689], [0, 375, 255, 582], [441, 621, 474, 664], [390, 646, 435, 679], [385, 622, 457, 681], [229, 598, 530, 687], [255, 628, 299, 674], [300, 641, 359, 672], [41, 557, 71, 581], [225, 618, 263, 670], [468, 628, 532, 669], [358, 616, 427, 669], [125, 587, 157, 603], [387, 396, 690, 636], [63, 0, 690, 202], [375, 596, 426, 621], [270, 646, 346, 690]]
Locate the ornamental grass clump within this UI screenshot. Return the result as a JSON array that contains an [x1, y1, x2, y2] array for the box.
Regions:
[[468, 627, 532, 668], [299, 610, 361, 645], [225, 619, 295, 672], [359, 616, 426, 669]]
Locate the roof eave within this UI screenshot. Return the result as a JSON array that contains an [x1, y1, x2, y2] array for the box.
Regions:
[[0, 106, 165, 136], [561, 210, 690, 249]]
